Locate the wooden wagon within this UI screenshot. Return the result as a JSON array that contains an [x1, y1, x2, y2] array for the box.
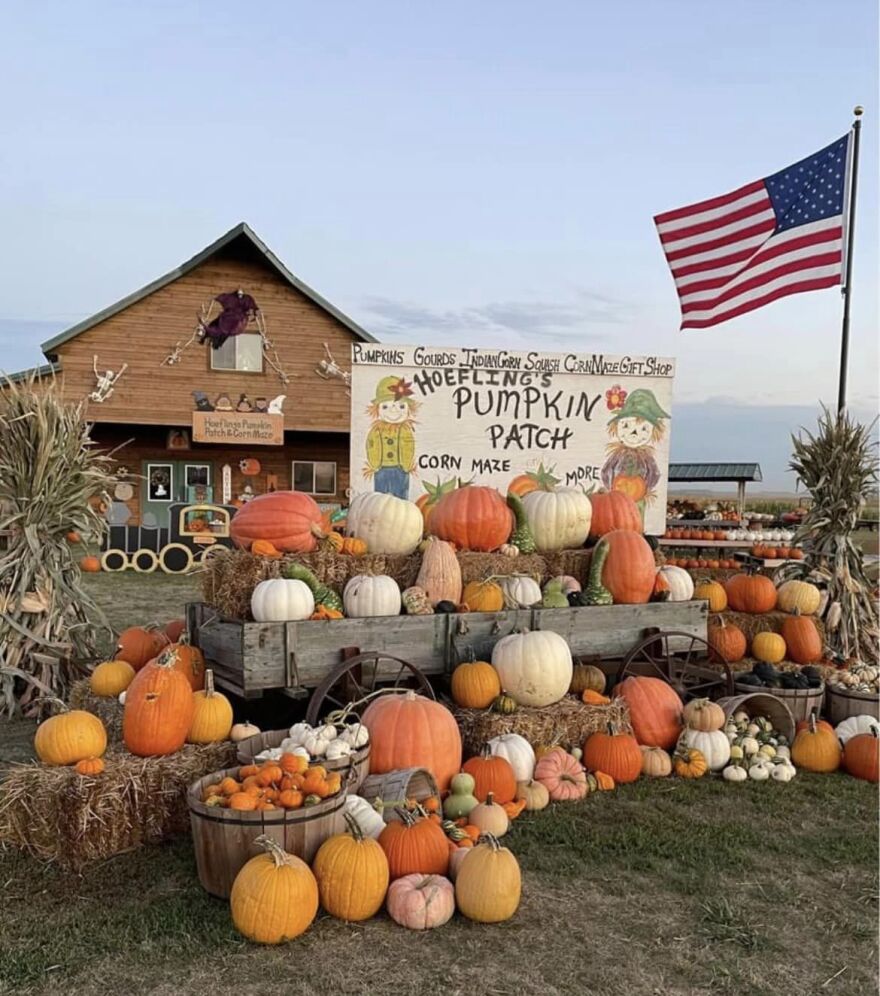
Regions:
[[186, 599, 721, 705]]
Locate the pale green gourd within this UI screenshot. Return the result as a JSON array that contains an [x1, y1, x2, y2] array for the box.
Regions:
[[442, 772, 479, 819]]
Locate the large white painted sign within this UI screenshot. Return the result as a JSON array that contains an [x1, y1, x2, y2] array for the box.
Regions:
[[349, 344, 676, 534]]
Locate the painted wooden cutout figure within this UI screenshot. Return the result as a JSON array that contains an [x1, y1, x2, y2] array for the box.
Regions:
[[600, 387, 670, 525], [363, 376, 419, 500], [89, 356, 128, 403], [267, 394, 286, 414]]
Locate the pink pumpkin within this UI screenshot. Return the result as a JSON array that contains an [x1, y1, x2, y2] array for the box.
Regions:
[[533, 747, 588, 801], [386, 874, 455, 930]]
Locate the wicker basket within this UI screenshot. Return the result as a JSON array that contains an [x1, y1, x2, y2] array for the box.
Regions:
[[717, 692, 796, 742], [357, 768, 439, 822], [187, 764, 348, 899], [235, 729, 370, 790], [733, 681, 824, 727], [825, 685, 880, 725]]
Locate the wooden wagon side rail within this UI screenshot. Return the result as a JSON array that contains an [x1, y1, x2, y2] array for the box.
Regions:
[[186, 600, 709, 699]]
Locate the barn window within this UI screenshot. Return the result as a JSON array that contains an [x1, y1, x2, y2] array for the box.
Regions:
[[210, 333, 264, 372], [292, 461, 336, 496]]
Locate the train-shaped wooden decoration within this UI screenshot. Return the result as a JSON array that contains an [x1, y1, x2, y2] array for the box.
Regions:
[[101, 502, 238, 574]]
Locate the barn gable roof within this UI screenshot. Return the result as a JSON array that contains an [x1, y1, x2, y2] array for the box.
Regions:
[[40, 222, 376, 356]]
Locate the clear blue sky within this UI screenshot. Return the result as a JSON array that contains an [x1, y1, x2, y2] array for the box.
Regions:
[[1, 1, 876, 488]]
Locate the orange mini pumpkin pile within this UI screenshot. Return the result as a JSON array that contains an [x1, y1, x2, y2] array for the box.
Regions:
[[201, 754, 343, 812]]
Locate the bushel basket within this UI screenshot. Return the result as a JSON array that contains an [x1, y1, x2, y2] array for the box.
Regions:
[[235, 729, 370, 790]]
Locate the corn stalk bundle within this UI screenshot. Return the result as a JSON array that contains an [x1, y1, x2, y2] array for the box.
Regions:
[[776, 406, 879, 662], [0, 376, 116, 716]]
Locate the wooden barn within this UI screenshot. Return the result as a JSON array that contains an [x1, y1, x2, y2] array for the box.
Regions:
[[6, 223, 372, 560]]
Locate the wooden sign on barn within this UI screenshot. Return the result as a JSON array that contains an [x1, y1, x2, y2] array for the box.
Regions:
[[349, 345, 676, 534]]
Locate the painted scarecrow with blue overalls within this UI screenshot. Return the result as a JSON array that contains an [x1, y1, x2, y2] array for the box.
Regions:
[[600, 386, 670, 525], [363, 376, 419, 500]]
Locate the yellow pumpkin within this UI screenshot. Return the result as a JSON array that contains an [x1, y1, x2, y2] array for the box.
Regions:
[[751, 631, 786, 665], [34, 710, 107, 766], [451, 658, 501, 709], [342, 537, 367, 556], [230, 835, 319, 943], [462, 580, 504, 613], [312, 813, 390, 921], [187, 670, 234, 743], [776, 580, 822, 616], [90, 659, 136, 697], [694, 580, 727, 612], [455, 834, 521, 923]]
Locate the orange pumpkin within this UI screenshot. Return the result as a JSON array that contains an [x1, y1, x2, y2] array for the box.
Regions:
[[429, 486, 513, 552], [66, 530, 82, 544], [378, 809, 450, 880], [362, 691, 462, 791], [533, 747, 588, 801], [461, 580, 504, 613], [116, 626, 170, 671], [164, 618, 185, 643], [462, 748, 517, 804], [707, 618, 747, 663], [582, 725, 642, 783], [843, 729, 879, 783], [123, 654, 195, 756], [613, 676, 683, 749], [230, 490, 326, 553], [251, 539, 282, 559], [780, 612, 823, 664], [724, 572, 777, 613], [79, 555, 101, 573], [600, 530, 657, 604], [162, 641, 206, 691], [588, 491, 642, 539], [341, 537, 368, 556], [581, 689, 611, 705]]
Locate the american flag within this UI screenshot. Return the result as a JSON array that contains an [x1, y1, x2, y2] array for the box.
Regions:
[[655, 134, 852, 330]]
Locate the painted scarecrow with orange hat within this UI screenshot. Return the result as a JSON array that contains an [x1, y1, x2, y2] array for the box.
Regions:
[[363, 376, 419, 499], [601, 386, 670, 524]]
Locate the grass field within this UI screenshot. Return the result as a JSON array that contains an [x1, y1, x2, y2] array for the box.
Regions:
[[0, 574, 877, 995]]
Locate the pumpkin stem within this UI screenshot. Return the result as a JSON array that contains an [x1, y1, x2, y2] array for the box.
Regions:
[[254, 833, 295, 868], [204, 669, 215, 697], [394, 806, 417, 827], [485, 791, 495, 806], [476, 832, 500, 850], [342, 811, 365, 841]]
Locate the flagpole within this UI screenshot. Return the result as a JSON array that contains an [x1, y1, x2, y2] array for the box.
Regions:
[[837, 105, 863, 413]]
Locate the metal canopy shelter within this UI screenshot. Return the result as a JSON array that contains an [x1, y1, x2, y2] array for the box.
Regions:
[[668, 463, 763, 517]]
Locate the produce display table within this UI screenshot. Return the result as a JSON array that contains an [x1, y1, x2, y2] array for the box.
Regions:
[[659, 539, 754, 548], [186, 600, 709, 699]]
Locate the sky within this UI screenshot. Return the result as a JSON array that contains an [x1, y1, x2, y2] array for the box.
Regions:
[[1, 1, 877, 489]]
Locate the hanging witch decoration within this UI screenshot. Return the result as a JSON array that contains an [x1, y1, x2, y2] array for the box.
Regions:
[[600, 386, 670, 525], [197, 289, 259, 349], [363, 376, 419, 500]]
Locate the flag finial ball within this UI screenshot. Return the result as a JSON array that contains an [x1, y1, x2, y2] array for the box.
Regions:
[[853, 105, 864, 117]]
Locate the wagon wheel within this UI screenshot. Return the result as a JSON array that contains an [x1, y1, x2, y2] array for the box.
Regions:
[[305, 652, 435, 725], [616, 630, 734, 700]]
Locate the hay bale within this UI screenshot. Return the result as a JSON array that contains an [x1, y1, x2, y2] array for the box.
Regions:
[[0, 741, 235, 869], [453, 696, 631, 756], [68, 679, 123, 741], [202, 546, 594, 621]]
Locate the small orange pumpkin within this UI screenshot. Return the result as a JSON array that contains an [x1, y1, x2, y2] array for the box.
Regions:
[[581, 689, 611, 705], [75, 757, 105, 776], [251, 539, 282, 559]]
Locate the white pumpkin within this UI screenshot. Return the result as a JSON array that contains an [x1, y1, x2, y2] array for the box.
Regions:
[[501, 575, 543, 609], [722, 764, 747, 782], [655, 566, 694, 602], [251, 578, 315, 622], [339, 722, 370, 748], [770, 763, 796, 783], [491, 629, 573, 707], [681, 728, 730, 771], [740, 735, 759, 756], [343, 574, 402, 617], [748, 762, 770, 781], [325, 739, 353, 760], [835, 714, 880, 745], [346, 492, 423, 555], [343, 794, 385, 838], [521, 488, 592, 551], [487, 733, 536, 781]]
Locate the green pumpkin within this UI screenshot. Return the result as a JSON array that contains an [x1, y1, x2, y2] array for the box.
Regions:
[[282, 562, 344, 612], [541, 578, 569, 609], [442, 772, 479, 819], [492, 692, 518, 715], [581, 539, 613, 606], [506, 492, 536, 554]]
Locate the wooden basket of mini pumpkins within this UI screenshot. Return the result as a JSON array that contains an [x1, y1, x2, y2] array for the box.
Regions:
[[717, 692, 796, 742], [187, 764, 348, 899], [234, 729, 371, 789]]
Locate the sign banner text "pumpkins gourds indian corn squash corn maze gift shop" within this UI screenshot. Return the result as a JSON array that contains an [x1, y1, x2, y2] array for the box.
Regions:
[[349, 345, 675, 535]]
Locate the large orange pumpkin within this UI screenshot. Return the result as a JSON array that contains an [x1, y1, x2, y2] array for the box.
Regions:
[[123, 654, 195, 756], [429, 486, 513, 552], [780, 612, 823, 664], [462, 749, 517, 804], [599, 529, 657, 604], [724, 573, 777, 613], [230, 491, 326, 553], [116, 626, 170, 671], [842, 729, 879, 783], [582, 725, 642, 783], [613, 676, 683, 749], [588, 491, 642, 539], [362, 691, 462, 791]]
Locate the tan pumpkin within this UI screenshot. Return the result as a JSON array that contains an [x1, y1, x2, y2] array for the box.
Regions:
[[570, 662, 606, 696], [682, 698, 725, 732], [515, 778, 550, 811], [415, 537, 462, 606], [776, 579, 822, 615], [640, 746, 672, 778]]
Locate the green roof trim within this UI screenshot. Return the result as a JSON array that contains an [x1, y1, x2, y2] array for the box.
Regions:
[[40, 222, 376, 356], [668, 463, 763, 483], [3, 361, 62, 383]]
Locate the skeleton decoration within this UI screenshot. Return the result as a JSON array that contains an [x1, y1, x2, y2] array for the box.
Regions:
[[315, 342, 351, 394], [161, 291, 294, 386], [89, 356, 128, 403]]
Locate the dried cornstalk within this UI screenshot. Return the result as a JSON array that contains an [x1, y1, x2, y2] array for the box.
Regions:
[[0, 375, 116, 715], [776, 406, 879, 662]]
